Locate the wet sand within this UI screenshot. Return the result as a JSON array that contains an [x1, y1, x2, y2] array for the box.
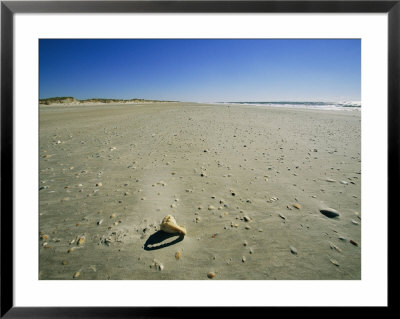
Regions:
[[39, 102, 361, 280]]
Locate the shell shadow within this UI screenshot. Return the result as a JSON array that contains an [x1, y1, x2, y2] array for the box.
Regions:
[[143, 230, 184, 251]]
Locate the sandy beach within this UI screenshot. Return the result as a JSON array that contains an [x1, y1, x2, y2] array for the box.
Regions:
[[39, 102, 361, 280]]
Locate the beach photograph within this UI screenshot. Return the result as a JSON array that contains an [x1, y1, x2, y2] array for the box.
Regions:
[[39, 39, 361, 280]]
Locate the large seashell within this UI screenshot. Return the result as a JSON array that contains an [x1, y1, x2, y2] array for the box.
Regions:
[[160, 215, 186, 235]]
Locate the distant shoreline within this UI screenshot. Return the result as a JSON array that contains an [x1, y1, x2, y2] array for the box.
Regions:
[[39, 96, 178, 106], [39, 96, 361, 111]]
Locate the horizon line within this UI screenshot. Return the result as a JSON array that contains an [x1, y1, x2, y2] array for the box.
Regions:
[[39, 96, 361, 103]]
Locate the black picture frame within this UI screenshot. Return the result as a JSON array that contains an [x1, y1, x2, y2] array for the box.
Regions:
[[1, 0, 396, 317]]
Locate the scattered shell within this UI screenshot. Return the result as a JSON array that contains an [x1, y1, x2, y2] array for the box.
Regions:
[[330, 258, 340, 266], [290, 246, 298, 255], [329, 242, 342, 253], [77, 236, 86, 246], [160, 215, 186, 235], [110, 213, 116, 219], [351, 220, 360, 225], [61, 260, 68, 265], [208, 205, 216, 210], [73, 271, 80, 278], [350, 239, 359, 247], [207, 272, 215, 279], [340, 181, 348, 185], [97, 219, 103, 225], [96, 182, 102, 187], [68, 247, 75, 253], [319, 208, 340, 218], [242, 256, 246, 262], [326, 178, 336, 182], [243, 241, 248, 246], [40, 234, 49, 240], [243, 216, 252, 222], [175, 251, 181, 260], [292, 203, 301, 210], [279, 213, 286, 220]]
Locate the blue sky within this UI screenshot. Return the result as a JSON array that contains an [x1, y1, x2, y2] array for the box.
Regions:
[[39, 39, 361, 102]]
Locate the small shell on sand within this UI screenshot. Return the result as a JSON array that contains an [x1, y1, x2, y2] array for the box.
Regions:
[[319, 208, 340, 218], [290, 246, 298, 254], [77, 236, 86, 246], [150, 260, 164, 271], [160, 215, 186, 235], [73, 271, 80, 278], [279, 213, 286, 220], [243, 216, 252, 222], [329, 242, 342, 253], [350, 239, 359, 247], [292, 203, 301, 210], [207, 272, 215, 279], [96, 182, 102, 187], [110, 213, 116, 219], [68, 247, 75, 253], [175, 251, 181, 260], [242, 256, 246, 262], [330, 258, 340, 266], [40, 234, 49, 240]]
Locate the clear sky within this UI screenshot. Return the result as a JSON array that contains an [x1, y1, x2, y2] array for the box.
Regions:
[[39, 39, 361, 102]]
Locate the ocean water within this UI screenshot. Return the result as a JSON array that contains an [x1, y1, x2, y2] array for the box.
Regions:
[[213, 101, 361, 110]]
